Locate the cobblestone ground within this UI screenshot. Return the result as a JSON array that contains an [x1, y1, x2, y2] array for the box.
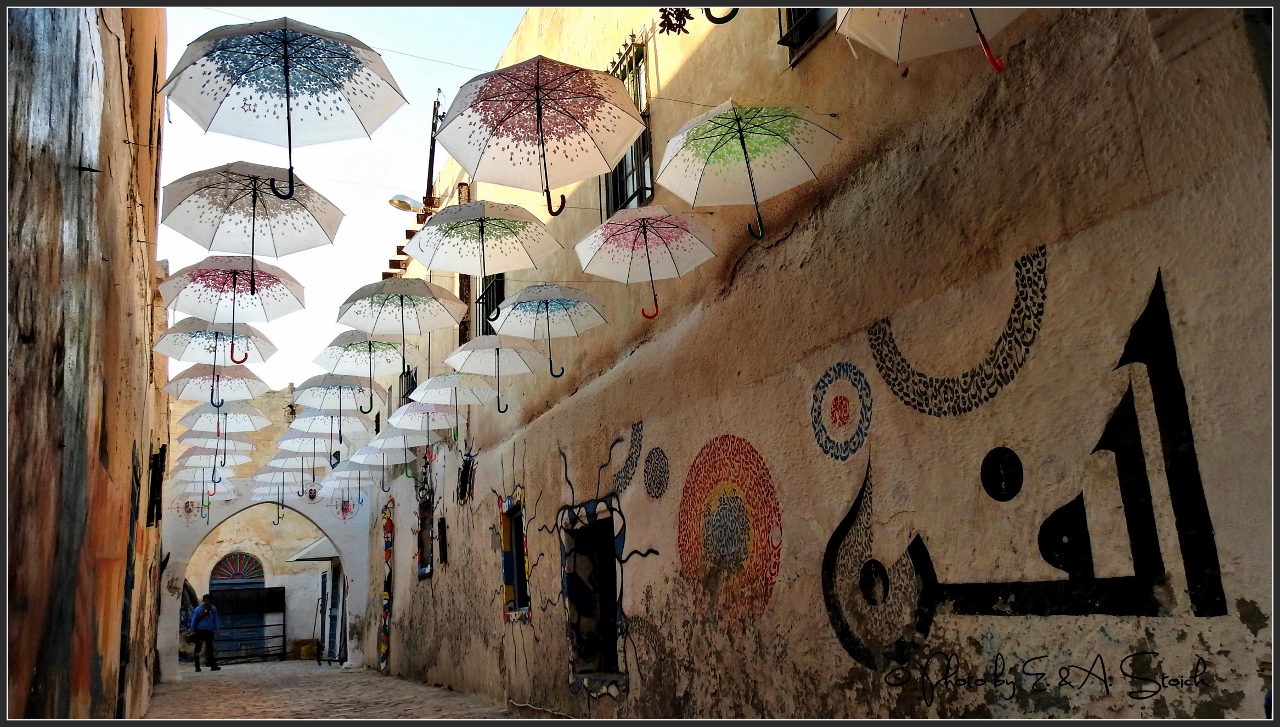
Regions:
[[146, 660, 512, 719]]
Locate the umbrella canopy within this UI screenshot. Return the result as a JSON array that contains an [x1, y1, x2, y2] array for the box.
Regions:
[[161, 17, 407, 199], [164, 363, 269, 405], [176, 447, 252, 468], [313, 331, 427, 411], [366, 426, 436, 450], [349, 445, 415, 466], [180, 479, 240, 503], [161, 162, 343, 282], [444, 335, 544, 413], [176, 430, 255, 451], [154, 317, 276, 365], [292, 373, 388, 411], [251, 466, 309, 484], [289, 406, 373, 446], [409, 372, 496, 406], [655, 98, 840, 239], [169, 466, 236, 482], [159, 255, 305, 323], [337, 277, 466, 336], [178, 401, 270, 433], [403, 201, 562, 310], [575, 206, 715, 318], [388, 402, 464, 432], [276, 429, 346, 454], [436, 55, 644, 215], [835, 8, 1025, 72], [490, 284, 606, 375]]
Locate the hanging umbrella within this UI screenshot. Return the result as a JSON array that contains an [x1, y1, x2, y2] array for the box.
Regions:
[[155, 317, 276, 364], [160, 17, 407, 200], [164, 363, 269, 406], [388, 402, 464, 433], [176, 447, 252, 468], [435, 55, 644, 215], [835, 8, 1025, 72], [161, 161, 344, 293], [337, 279, 467, 374], [444, 335, 543, 414], [313, 331, 427, 413], [176, 430, 255, 451], [366, 426, 436, 451], [490, 284, 606, 374], [575, 206, 715, 319], [178, 401, 270, 433], [169, 466, 236, 482], [277, 429, 348, 469], [403, 201, 562, 314], [655, 98, 840, 240], [251, 466, 308, 485], [293, 373, 388, 411], [266, 451, 330, 491], [408, 372, 495, 440], [349, 445, 415, 466], [159, 256, 305, 356], [289, 406, 374, 447]]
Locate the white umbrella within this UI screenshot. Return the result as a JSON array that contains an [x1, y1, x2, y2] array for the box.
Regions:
[[288, 406, 373, 446], [408, 372, 495, 440], [161, 17, 407, 199], [349, 445, 415, 466], [313, 331, 428, 412], [490, 284, 606, 374], [164, 363, 269, 406], [575, 206, 715, 319], [403, 201, 562, 311], [154, 317, 276, 365], [176, 447, 252, 468], [159, 255, 305, 323], [178, 401, 270, 433], [444, 335, 544, 413], [388, 402, 464, 433], [367, 426, 436, 450], [337, 277, 466, 338], [655, 98, 839, 240], [292, 373, 388, 412], [835, 8, 1025, 72], [176, 430, 255, 451], [435, 55, 644, 215], [169, 466, 236, 482], [161, 162, 344, 283], [276, 430, 348, 468]]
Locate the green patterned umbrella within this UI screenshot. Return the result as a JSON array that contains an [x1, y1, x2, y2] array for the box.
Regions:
[[655, 98, 839, 239]]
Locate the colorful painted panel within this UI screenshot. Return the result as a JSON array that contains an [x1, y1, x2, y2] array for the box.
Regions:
[[210, 552, 264, 581], [378, 498, 394, 672], [498, 488, 531, 622]]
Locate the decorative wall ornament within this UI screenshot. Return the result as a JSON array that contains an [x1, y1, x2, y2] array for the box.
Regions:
[[416, 491, 434, 580], [378, 498, 394, 672], [810, 361, 873, 461], [642, 447, 669, 499], [210, 552, 265, 581], [612, 421, 643, 493], [868, 245, 1047, 417], [677, 434, 782, 627], [498, 487, 532, 623]]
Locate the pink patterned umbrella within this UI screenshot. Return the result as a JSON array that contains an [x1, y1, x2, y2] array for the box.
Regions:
[[575, 205, 716, 318], [435, 55, 644, 216]]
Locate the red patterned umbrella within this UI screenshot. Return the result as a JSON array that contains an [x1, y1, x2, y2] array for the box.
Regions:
[[435, 55, 645, 216]]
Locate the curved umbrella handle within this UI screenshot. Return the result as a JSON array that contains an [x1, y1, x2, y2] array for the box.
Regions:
[[269, 166, 296, 200], [486, 306, 502, 322], [359, 398, 374, 414], [425, 447, 436, 463], [976, 31, 1005, 72], [545, 188, 566, 216], [272, 505, 282, 526], [230, 337, 249, 364], [357, 486, 365, 505], [296, 483, 306, 498], [210, 469, 221, 486], [550, 360, 565, 378], [210, 375, 225, 408], [703, 8, 738, 23], [642, 294, 660, 320], [331, 451, 341, 468], [747, 207, 766, 240], [381, 478, 391, 493]]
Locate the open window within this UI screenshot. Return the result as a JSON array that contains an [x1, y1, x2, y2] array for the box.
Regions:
[[417, 493, 433, 579], [499, 493, 531, 621], [604, 39, 653, 217], [777, 8, 838, 65], [563, 517, 620, 676]]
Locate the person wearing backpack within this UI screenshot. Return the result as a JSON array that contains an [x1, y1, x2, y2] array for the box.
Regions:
[[189, 594, 221, 672]]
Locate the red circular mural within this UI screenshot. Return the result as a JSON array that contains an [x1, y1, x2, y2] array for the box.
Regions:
[[677, 434, 782, 627]]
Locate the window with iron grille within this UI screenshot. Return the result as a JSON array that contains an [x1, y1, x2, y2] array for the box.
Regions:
[[778, 8, 837, 65], [398, 366, 418, 406], [477, 273, 505, 336], [605, 42, 653, 217]]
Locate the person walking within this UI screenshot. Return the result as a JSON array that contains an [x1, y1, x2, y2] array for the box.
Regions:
[[189, 594, 221, 672]]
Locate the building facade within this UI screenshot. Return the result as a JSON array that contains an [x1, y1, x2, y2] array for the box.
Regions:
[[367, 7, 1271, 719], [8, 8, 170, 718]]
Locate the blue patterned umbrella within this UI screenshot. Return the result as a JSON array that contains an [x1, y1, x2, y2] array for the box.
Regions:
[[161, 17, 406, 200], [490, 284, 606, 378]]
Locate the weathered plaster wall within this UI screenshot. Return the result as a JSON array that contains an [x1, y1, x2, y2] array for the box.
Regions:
[[8, 8, 168, 718], [185, 504, 330, 648], [374, 7, 1272, 719]]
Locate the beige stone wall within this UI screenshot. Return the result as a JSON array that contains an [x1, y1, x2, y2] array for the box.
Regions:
[[372, 7, 1271, 718]]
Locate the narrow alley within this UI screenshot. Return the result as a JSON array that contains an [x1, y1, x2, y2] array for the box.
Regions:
[[145, 661, 511, 719]]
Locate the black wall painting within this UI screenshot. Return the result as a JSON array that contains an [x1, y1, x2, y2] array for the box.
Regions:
[[868, 245, 1047, 418], [822, 270, 1227, 671]]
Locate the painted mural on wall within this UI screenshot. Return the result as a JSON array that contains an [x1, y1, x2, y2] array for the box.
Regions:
[[498, 487, 532, 622], [810, 361, 873, 462], [378, 498, 394, 672], [642, 447, 669, 499], [677, 434, 782, 627], [822, 269, 1230, 675]]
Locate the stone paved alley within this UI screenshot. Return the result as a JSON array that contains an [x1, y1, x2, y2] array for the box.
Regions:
[[145, 661, 512, 719]]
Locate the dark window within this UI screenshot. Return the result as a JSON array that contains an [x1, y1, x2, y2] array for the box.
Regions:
[[417, 495, 433, 579], [503, 505, 531, 613], [437, 517, 448, 565], [458, 275, 472, 346], [564, 517, 619, 674], [146, 444, 167, 527], [605, 42, 653, 217], [477, 273, 505, 336], [777, 8, 837, 65]]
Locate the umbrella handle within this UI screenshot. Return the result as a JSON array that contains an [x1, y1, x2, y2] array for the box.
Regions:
[[359, 399, 374, 414], [331, 451, 341, 468], [381, 478, 391, 493], [976, 31, 1005, 72], [748, 208, 766, 240], [270, 166, 296, 200], [272, 504, 282, 526], [230, 338, 249, 364], [545, 188, 566, 216], [210, 470, 220, 488], [486, 307, 502, 322], [642, 294, 660, 320], [210, 378, 224, 408], [703, 8, 738, 23], [425, 447, 436, 463]]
